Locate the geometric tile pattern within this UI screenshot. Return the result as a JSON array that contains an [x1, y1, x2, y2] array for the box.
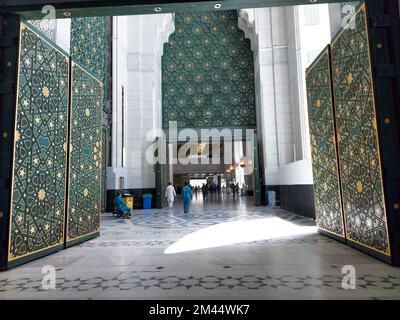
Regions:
[[331, 4, 390, 256], [114, 207, 312, 229], [76, 235, 335, 248], [2, 200, 400, 299], [1, 273, 400, 292], [8, 22, 69, 262], [306, 48, 345, 238], [70, 17, 110, 112], [162, 10, 256, 128], [67, 62, 103, 242]]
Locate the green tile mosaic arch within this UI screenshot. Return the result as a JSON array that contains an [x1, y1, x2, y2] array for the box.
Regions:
[[67, 62, 103, 244], [8, 22, 69, 263], [331, 4, 390, 256], [306, 47, 345, 239], [162, 10, 256, 129]]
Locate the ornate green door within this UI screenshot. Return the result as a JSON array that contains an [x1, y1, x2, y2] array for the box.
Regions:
[[0, 19, 105, 269], [66, 61, 103, 247], [5, 21, 70, 268]]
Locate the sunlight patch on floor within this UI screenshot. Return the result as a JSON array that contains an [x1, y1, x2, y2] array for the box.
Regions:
[[164, 217, 317, 254]]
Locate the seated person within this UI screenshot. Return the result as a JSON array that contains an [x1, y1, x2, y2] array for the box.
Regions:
[[113, 192, 131, 218]]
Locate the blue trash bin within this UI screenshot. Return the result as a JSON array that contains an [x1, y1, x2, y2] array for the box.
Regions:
[[142, 194, 152, 209]]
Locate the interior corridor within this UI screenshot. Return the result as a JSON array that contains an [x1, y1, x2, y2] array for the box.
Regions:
[[1, 199, 399, 300]]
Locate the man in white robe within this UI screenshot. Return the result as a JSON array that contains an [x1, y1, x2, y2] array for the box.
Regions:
[[165, 182, 176, 210]]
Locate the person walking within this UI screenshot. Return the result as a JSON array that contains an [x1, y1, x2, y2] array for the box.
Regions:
[[231, 183, 236, 198], [165, 182, 176, 210], [182, 181, 193, 213], [201, 183, 208, 201]]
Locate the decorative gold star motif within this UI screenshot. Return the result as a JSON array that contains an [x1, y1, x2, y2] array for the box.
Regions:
[[83, 188, 89, 197], [38, 189, 46, 201], [356, 180, 363, 193], [42, 86, 50, 97], [346, 73, 354, 85], [19, 169, 26, 178]]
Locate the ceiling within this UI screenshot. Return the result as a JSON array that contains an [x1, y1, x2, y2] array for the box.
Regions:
[[1, 0, 351, 19]]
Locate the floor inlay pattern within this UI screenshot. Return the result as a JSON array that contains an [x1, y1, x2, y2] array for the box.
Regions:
[[1, 273, 400, 292], [1, 198, 399, 300]]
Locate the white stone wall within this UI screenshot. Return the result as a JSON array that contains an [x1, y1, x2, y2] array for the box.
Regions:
[[281, 4, 331, 185], [28, 18, 71, 53], [239, 7, 293, 186], [107, 14, 174, 191], [240, 4, 331, 187], [55, 18, 71, 53], [107, 16, 129, 191]]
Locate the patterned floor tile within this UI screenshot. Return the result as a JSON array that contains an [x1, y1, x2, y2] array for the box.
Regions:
[[0, 198, 399, 299]]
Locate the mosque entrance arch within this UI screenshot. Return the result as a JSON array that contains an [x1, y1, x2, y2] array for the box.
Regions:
[[159, 9, 261, 207]]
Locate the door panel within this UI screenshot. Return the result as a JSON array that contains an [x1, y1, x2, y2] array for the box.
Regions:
[[306, 46, 345, 240], [66, 61, 103, 246], [7, 22, 70, 267]]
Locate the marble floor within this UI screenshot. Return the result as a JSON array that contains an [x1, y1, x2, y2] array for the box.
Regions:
[[1, 195, 400, 300]]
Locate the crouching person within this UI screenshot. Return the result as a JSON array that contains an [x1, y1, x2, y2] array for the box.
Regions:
[[114, 192, 132, 218]]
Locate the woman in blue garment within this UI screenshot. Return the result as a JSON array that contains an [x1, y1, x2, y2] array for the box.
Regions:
[[181, 181, 193, 214], [114, 192, 132, 218]]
